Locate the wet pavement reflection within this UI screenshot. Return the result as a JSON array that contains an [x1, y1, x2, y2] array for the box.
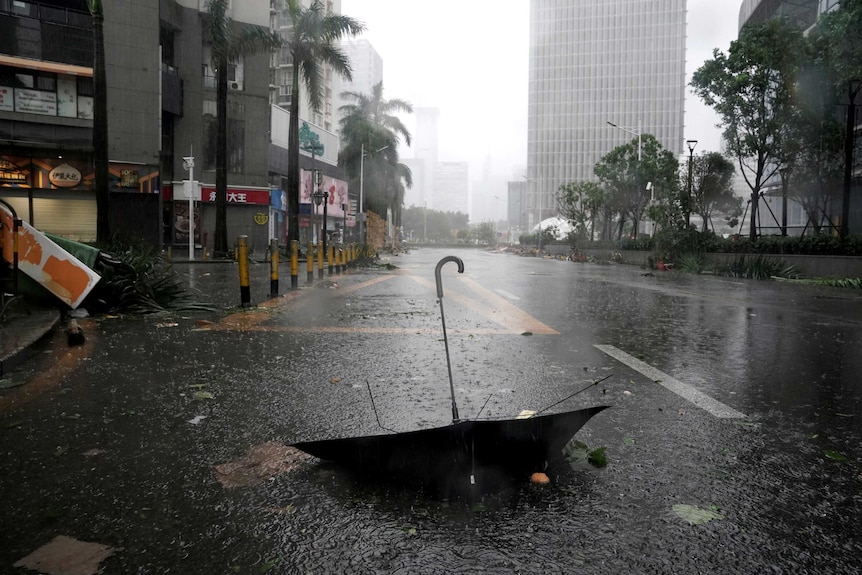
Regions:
[[0, 247, 859, 573]]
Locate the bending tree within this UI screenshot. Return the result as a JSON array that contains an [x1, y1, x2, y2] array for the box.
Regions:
[[691, 18, 805, 241], [204, 0, 282, 256], [556, 181, 604, 241], [282, 0, 364, 244], [594, 134, 679, 239], [690, 152, 740, 232], [338, 81, 413, 227]]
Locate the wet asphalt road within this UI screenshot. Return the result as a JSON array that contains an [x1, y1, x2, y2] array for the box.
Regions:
[[1, 246, 860, 574]]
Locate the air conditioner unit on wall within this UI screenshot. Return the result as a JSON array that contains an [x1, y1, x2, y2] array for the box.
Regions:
[[229, 81, 243, 91]]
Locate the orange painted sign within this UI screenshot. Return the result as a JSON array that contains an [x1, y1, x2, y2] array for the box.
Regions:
[[0, 204, 100, 309]]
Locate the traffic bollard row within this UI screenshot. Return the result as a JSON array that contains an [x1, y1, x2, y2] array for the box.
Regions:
[[235, 238, 362, 304]]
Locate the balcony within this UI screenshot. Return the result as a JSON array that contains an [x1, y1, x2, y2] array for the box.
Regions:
[[0, 1, 92, 68]]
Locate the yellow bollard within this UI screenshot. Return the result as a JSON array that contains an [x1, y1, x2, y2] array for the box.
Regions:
[[237, 235, 250, 307], [269, 238, 279, 297], [306, 242, 315, 285], [291, 240, 300, 290]]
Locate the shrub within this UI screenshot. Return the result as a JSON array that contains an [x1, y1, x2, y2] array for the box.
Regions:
[[715, 255, 800, 280]]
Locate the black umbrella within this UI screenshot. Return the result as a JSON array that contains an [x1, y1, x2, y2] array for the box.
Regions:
[[292, 256, 610, 488]]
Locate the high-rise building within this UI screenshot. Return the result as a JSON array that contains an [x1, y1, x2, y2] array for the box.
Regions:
[[526, 0, 687, 231], [333, 39, 383, 130], [271, 0, 342, 134], [433, 162, 469, 216], [412, 107, 440, 210]]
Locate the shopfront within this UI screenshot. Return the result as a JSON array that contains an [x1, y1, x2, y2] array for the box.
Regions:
[[163, 182, 275, 255], [0, 154, 159, 242]]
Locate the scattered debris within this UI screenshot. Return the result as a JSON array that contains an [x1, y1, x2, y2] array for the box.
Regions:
[[14, 535, 117, 575], [530, 472, 550, 485], [213, 441, 310, 488], [672, 504, 724, 525], [330, 377, 341, 384], [155, 322, 179, 328], [82, 448, 106, 457], [67, 319, 85, 346], [192, 391, 214, 400], [188, 415, 208, 425], [0, 378, 23, 390]]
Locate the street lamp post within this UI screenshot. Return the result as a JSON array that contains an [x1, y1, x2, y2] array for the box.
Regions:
[[359, 143, 388, 245], [780, 166, 792, 236], [313, 186, 328, 262], [607, 120, 641, 161], [686, 140, 698, 228], [608, 120, 643, 236]]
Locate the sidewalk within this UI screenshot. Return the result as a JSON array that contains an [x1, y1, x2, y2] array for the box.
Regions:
[[0, 301, 61, 376]]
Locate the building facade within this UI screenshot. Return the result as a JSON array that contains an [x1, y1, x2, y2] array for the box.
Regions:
[[737, 0, 860, 236], [526, 0, 687, 232], [0, 0, 279, 254]]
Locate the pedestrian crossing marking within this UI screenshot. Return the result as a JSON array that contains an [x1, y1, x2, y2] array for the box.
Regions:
[[207, 272, 558, 336]]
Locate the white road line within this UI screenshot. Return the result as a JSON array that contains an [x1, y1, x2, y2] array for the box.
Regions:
[[494, 289, 521, 301], [594, 344, 747, 419]]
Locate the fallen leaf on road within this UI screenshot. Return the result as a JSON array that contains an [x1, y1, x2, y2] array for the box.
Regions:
[[213, 441, 310, 488], [14, 535, 117, 575], [155, 322, 178, 328]]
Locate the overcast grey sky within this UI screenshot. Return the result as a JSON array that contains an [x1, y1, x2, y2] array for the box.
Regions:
[[339, 0, 740, 179]]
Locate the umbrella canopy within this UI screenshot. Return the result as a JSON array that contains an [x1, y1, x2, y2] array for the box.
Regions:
[[531, 217, 574, 239]]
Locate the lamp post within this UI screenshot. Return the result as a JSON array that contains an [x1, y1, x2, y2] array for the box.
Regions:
[[686, 139, 698, 228], [780, 166, 792, 236], [302, 141, 324, 246], [313, 186, 328, 261], [608, 120, 643, 236], [607, 120, 641, 161], [341, 203, 347, 244], [359, 143, 388, 245]]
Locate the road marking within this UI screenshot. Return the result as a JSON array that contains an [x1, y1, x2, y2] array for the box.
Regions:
[[208, 273, 557, 335], [494, 288, 520, 301], [404, 274, 558, 334], [594, 344, 746, 419]]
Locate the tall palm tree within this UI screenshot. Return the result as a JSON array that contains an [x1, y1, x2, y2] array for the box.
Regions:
[[204, 0, 282, 256], [283, 0, 364, 244], [87, 0, 109, 244], [338, 82, 412, 227]]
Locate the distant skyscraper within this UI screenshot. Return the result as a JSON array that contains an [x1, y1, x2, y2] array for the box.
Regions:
[[333, 39, 384, 131], [434, 162, 470, 215], [413, 107, 440, 209], [527, 0, 687, 230]]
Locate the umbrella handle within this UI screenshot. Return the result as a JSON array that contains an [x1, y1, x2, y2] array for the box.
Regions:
[[435, 256, 464, 298], [435, 256, 464, 424]]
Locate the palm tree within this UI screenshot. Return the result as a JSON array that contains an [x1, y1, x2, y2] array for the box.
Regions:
[[338, 82, 413, 227], [204, 0, 282, 256], [282, 0, 364, 244], [87, 0, 109, 244]]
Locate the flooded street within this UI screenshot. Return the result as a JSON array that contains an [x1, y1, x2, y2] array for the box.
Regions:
[[1, 247, 860, 574]]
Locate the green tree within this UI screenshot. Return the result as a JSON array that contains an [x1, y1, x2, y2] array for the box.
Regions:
[[810, 0, 862, 237], [556, 181, 604, 240], [690, 152, 741, 232], [204, 0, 283, 256], [691, 18, 806, 241], [87, 0, 109, 244], [476, 221, 496, 245], [338, 82, 413, 228], [594, 134, 679, 239], [282, 0, 363, 244]]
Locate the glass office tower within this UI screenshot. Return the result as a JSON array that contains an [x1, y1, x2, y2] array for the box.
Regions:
[[526, 0, 687, 228]]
